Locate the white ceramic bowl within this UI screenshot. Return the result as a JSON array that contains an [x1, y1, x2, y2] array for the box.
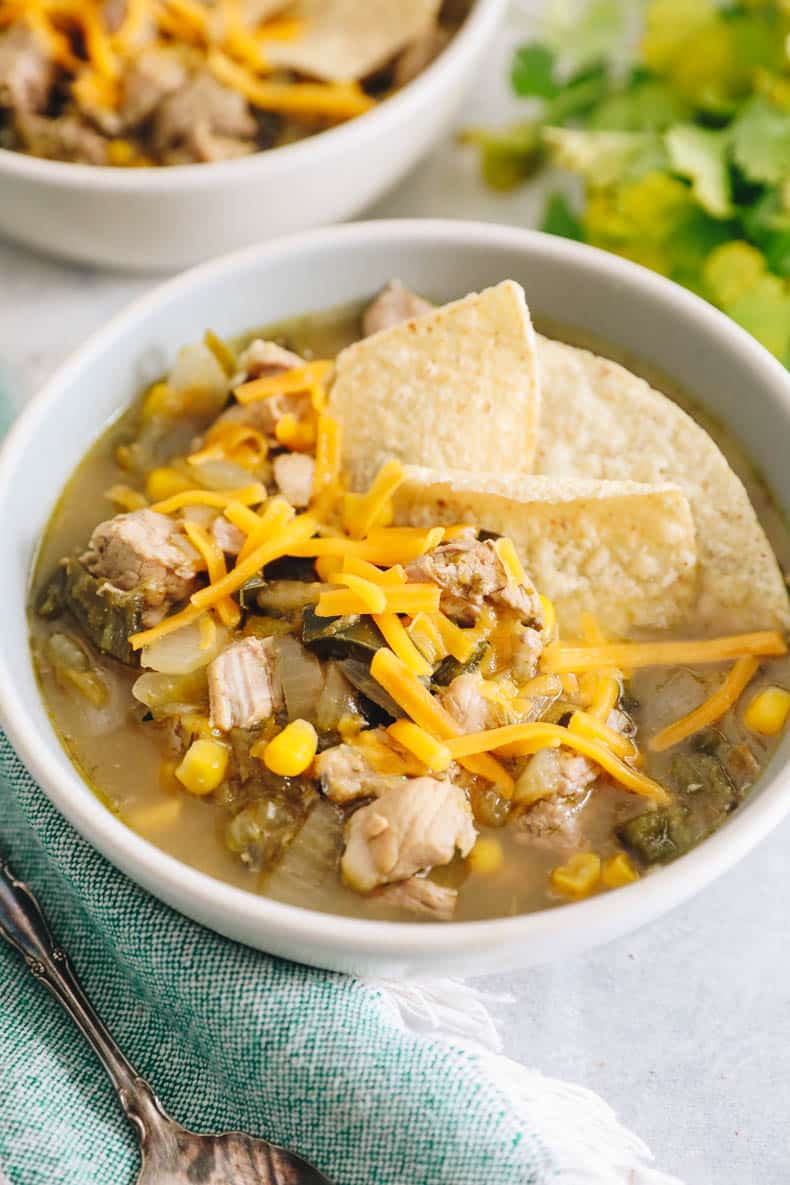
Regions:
[[2, 220, 790, 977], [0, 0, 504, 272]]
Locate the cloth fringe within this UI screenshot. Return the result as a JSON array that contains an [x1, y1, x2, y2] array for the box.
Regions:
[[368, 977, 685, 1185]]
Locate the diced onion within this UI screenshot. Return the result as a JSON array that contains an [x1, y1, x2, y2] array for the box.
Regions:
[[140, 619, 229, 674], [274, 635, 324, 723]]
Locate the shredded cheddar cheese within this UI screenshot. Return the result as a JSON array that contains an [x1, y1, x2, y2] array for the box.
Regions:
[[370, 648, 514, 794], [373, 612, 433, 677], [649, 656, 760, 752], [151, 483, 267, 514], [568, 710, 636, 760], [494, 536, 528, 586], [342, 459, 404, 538], [443, 722, 668, 803], [208, 51, 375, 119], [316, 583, 441, 618], [289, 528, 442, 567], [341, 556, 406, 586], [181, 521, 241, 629], [336, 573, 387, 614], [233, 360, 333, 406], [190, 513, 317, 610], [541, 632, 787, 673], [387, 720, 452, 772]]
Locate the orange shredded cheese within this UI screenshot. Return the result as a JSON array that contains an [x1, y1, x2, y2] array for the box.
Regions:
[[182, 521, 240, 629], [444, 722, 668, 803], [208, 51, 375, 119], [311, 411, 342, 518], [336, 573, 387, 614], [130, 603, 205, 651], [387, 720, 452, 772], [190, 513, 317, 610], [199, 612, 217, 652], [568, 710, 636, 760], [223, 501, 265, 536], [343, 459, 405, 538], [407, 613, 448, 665], [151, 483, 267, 514], [289, 528, 442, 567], [370, 648, 514, 794], [233, 360, 333, 405], [541, 632, 787, 674], [315, 584, 441, 618], [649, 656, 760, 752], [494, 536, 528, 586], [589, 676, 621, 722], [341, 556, 406, 586], [236, 497, 294, 564], [373, 613, 433, 677]]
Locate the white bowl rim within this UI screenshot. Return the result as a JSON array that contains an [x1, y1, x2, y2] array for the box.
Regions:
[[3, 217, 790, 962], [0, 0, 505, 192]]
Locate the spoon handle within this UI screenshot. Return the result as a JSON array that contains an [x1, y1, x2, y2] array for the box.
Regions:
[[0, 858, 168, 1139]]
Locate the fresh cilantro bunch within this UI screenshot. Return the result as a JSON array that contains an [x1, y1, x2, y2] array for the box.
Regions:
[[468, 0, 790, 363]]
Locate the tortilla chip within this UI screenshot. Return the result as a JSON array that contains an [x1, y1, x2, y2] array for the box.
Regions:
[[265, 0, 442, 82], [393, 466, 698, 635], [329, 281, 541, 492], [535, 338, 790, 631]]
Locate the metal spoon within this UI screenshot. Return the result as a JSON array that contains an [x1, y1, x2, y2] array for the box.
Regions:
[[0, 859, 332, 1185]]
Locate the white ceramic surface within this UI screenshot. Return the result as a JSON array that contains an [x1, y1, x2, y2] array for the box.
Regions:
[[0, 0, 505, 272], [2, 219, 790, 979]]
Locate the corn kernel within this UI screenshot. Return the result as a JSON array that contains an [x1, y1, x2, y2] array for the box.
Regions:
[[744, 686, 790, 736], [141, 381, 174, 420], [467, 836, 505, 876], [258, 719, 317, 777], [145, 467, 193, 502], [175, 739, 229, 795], [601, 851, 638, 889], [159, 759, 182, 795], [550, 852, 601, 897], [107, 138, 136, 166]]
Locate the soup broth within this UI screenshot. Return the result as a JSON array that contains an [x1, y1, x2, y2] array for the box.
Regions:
[[29, 298, 790, 922]]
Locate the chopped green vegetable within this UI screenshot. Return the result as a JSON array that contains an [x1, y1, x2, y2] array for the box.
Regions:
[[541, 192, 585, 241], [665, 124, 732, 218], [468, 0, 790, 364], [431, 641, 488, 689], [302, 607, 384, 664], [41, 558, 144, 666]]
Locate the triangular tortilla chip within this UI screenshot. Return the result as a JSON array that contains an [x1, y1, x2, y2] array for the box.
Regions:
[[535, 337, 790, 631], [329, 281, 541, 492], [265, 0, 442, 82], [393, 466, 698, 635]]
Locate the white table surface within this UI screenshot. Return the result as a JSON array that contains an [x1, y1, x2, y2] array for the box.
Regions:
[[1, 20, 788, 1185]]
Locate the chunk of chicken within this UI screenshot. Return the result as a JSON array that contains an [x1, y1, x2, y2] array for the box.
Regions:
[[374, 876, 457, 920], [121, 48, 189, 126], [514, 748, 598, 848], [510, 625, 544, 683], [315, 743, 404, 804], [153, 72, 256, 162], [211, 515, 245, 556], [406, 537, 543, 627], [440, 673, 501, 734], [14, 112, 107, 164], [81, 509, 201, 625], [362, 280, 433, 337], [0, 25, 54, 114], [341, 777, 476, 892], [273, 453, 314, 508], [235, 339, 305, 382], [208, 636, 282, 731]]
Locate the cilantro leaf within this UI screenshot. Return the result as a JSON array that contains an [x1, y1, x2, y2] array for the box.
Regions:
[[731, 96, 790, 184], [543, 128, 667, 187], [511, 45, 560, 99], [542, 192, 585, 241], [588, 79, 691, 132], [542, 0, 632, 72], [665, 124, 733, 218]]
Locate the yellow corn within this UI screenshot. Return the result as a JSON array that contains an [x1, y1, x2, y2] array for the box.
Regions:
[[107, 138, 137, 166], [257, 719, 318, 777], [744, 685, 790, 736], [550, 852, 601, 897], [105, 483, 148, 512], [388, 720, 452, 772], [175, 739, 229, 796], [141, 381, 174, 420], [145, 467, 193, 502], [601, 852, 639, 889], [467, 836, 505, 876]]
